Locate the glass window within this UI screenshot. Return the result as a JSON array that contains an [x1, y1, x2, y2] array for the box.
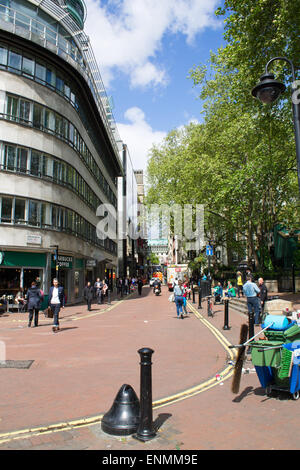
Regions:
[[64, 83, 70, 99], [0, 46, 8, 66], [55, 114, 63, 136], [22, 56, 34, 77], [6, 95, 18, 121], [8, 50, 21, 71], [53, 160, 61, 181], [17, 148, 27, 173], [14, 198, 25, 223], [56, 75, 64, 94], [28, 200, 39, 226], [30, 151, 41, 176], [19, 99, 31, 123], [46, 67, 55, 88], [1, 197, 12, 222], [44, 109, 55, 132], [4, 145, 16, 170], [33, 103, 43, 129], [35, 62, 46, 84], [42, 155, 52, 178]]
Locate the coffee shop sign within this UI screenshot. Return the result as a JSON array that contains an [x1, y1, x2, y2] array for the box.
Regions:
[[52, 255, 73, 268]]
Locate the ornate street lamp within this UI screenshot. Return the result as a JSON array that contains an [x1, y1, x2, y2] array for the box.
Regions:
[[252, 57, 300, 193]]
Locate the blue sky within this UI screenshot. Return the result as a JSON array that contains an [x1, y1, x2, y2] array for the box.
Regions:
[[84, 0, 226, 173]]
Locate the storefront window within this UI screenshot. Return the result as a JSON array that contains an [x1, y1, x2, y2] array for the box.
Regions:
[[0, 268, 21, 295]]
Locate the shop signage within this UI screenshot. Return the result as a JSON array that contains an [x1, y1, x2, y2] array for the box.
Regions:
[[86, 259, 96, 267], [27, 234, 42, 245], [52, 255, 73, 269]]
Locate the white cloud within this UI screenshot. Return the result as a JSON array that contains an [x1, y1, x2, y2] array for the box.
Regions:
[[84, 0, 221, 88], [117, 107, 167, 171]]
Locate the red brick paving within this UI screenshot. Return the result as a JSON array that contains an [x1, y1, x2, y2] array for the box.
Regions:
[[0, 287, 300, 450]]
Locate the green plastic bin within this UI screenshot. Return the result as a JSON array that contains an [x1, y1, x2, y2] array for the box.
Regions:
[[264, 324, 300, 343], [251, 340, 283, 368]]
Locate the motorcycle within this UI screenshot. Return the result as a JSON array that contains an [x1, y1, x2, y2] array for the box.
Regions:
[[154, 286, 161, 296]]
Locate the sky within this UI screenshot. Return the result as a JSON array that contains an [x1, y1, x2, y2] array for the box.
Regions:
[[84, 0, 226, 175]]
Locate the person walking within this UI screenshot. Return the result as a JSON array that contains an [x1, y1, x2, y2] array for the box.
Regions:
[[137, 277, 143, 296], [236, 271, 244, 298], [101, 279, 108, 303], [243, 275, 261, 326], [94, 278, 102, 304], [258, 277, 268, 321], [174, 280, 185, 319], [48, 278, 65, 333], [84, 281, 93, 311], [27, 281, 42, 327]]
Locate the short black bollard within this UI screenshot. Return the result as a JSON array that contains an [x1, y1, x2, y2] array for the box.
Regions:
[[108, 289, 111, 305], [192, 287, 195, 304], [134, 348, 156, 442], [223, 299, 230, 330], [198, 287, 202, 309]]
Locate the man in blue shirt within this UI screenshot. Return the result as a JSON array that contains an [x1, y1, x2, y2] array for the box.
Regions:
[[243, 275, 260, 325]]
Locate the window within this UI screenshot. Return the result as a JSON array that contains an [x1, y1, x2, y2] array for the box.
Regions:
[[1, 197, 12, 222], [53, 160, 61, 181], [55, 114, 63, 136], [4, 145, 16, 170], [30, 151, 40, 176], [28, 200, 39, 226], [42, 155, 52, 178], [44, 109, 55, 132], [19, 99, 31, 123], [16, 148, 27, 173], [0, 46, 7, 66], [14, 198, 25, 223], [22, 56, 34, 77], [8, 50, 21, 71], [35, 62, 46, 84], [6, 95, 18, 121], [33, 103, 43, 129], [46, 67, 55, 88], [56, 75, 64, 94]]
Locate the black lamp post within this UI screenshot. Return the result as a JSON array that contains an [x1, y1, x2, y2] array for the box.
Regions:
[[252, 57, 300, 193]]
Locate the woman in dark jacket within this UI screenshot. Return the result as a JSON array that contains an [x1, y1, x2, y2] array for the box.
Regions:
[[84, 281, 94, 311], [27, 281, 42, 327]]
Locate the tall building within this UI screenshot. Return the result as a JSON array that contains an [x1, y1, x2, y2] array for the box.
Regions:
[[0, 0, 123, 304]]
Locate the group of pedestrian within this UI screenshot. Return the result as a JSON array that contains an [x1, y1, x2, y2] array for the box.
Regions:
[[84, 278, 108, 311], [116, 277, 144, 296], [243, 275, 268, 325], [26, 277, 65, 333]]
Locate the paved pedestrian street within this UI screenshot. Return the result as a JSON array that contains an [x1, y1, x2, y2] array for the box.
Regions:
[[1, 287, 300, 451]]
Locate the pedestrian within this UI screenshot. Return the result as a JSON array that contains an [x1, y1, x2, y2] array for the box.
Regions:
[[258, 277, 268, 321], [174, 280, 185, 319], [137, 277, 143, 296], [182, 282, 189, 315], [27, 281, 42, 327], [243, 275, 261, 326], [15, 288, 26, 312], [84, 281, 93, 311], [101, 279, 108, 303], [94, 278, 102, 304], [226, 282, 236, 298], [236, 271, 244, 298], [48, 278, 65, 333]]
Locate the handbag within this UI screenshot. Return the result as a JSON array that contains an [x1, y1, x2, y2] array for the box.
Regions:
[[44, 306, 53, 318], [168, 294, 175, 302]]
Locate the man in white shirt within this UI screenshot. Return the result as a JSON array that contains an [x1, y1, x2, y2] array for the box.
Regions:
[[48, 278, 65, 332]]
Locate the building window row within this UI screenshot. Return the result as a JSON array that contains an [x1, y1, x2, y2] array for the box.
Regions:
[[0, 194, 117, 255], [0, 142, 103, 212], [1, 93, 117, 208], [0, 42, 118, 189]]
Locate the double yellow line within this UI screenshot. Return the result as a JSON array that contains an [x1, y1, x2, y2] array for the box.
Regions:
[[0, 300, 236, 445]]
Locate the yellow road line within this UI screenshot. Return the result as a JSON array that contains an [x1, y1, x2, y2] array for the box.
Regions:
[[0, 299, 236, 445]]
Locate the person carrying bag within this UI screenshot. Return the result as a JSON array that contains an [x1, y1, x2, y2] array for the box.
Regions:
[[173, 280, 185, 319]]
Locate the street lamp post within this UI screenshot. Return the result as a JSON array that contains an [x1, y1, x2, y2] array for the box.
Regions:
[[50, 245, 59, 283], [251, 57, 300, 193]]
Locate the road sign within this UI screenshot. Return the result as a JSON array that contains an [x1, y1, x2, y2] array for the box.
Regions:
[[206, 245, 213, 256]]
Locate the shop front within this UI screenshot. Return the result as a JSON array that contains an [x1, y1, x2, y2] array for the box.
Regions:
[[0, 250, 46, 307]]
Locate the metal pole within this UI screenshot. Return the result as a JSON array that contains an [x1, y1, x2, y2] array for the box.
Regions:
[[192, 286, 195, 304], [198, 286, 202, 309], [135, 348, 156, 442], [292, 264, 296, 294], [248, 311, 255, 353], [108, 289, 111, 305], [223, 299, 230, 330]]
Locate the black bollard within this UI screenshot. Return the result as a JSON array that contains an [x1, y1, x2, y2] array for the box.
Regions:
[[223, 299, 230, 330], [207, 296, 212, 317], [101, 384, 140, 436], [198, 287, 202, 309], [192, 286, 195, 304], [134, 348, 156, 442], [108, 289, 111, 305]]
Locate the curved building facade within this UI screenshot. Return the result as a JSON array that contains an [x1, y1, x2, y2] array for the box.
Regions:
[[0, 0, 122, 304]]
